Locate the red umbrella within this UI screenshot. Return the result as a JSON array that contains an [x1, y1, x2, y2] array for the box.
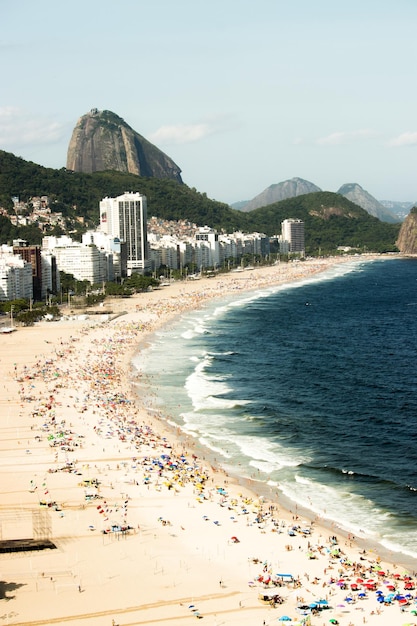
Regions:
[[356, 578, 364, 584]]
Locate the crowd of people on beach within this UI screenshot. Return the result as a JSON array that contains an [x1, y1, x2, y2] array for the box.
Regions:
[[4, 259, 417, 625], [13, 309, 417, 623]]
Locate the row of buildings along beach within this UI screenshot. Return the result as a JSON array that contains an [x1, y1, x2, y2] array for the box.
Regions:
[[0, 192, 305, 302]]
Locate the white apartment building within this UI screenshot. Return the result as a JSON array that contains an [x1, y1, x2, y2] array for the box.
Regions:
[[0, 251, 33, 301], [82, 230, 126, 281], [50, 242, 107, 284], [195, 226, 220, 268], [281, 219, 305, 254], [99, 192, 149, 275], [43, 236, 113, 284]]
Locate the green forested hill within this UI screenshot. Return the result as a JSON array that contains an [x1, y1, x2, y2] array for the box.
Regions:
[[245, 192, 401, 254], [0, 150, 242, 232], [0, 150, 400, 254]]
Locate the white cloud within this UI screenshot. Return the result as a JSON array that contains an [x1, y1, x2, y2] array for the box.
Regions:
[[388, 131, 417, 147], [149, 115, 238, 145], [316, 129, 378, 145], [149, 123, 211, 145], [0, 106, 65, 147]]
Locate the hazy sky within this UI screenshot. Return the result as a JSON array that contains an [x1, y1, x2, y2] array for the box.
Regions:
[[2, 0, 417, 204]]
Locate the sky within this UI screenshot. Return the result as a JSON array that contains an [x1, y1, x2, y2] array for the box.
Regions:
[[1, 0, 417, 205]]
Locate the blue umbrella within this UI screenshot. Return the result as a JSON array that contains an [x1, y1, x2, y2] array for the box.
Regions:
[[278, 617, 292, 622]]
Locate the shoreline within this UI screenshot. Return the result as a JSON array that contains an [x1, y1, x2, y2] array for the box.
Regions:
[[1, 255, 416, 626], [129, 255, 417, 573]]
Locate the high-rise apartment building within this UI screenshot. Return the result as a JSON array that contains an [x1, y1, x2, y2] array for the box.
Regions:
[[99, 192, 149, 274], [281, 219, 305, 254], [12, 241, 42, 300]]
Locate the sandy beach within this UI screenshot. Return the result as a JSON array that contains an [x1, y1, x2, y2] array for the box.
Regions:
[[1, 257, 416, 626]]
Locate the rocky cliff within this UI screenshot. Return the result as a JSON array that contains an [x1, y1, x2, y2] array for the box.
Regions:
[[66, 109, 183, 182], [239, 177, 322, 212], [396, 208, 417, 253]]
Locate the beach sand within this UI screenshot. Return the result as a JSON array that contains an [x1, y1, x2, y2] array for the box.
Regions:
[[1, 258, 416, 626]]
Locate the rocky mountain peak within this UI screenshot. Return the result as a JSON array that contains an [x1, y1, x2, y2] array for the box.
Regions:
[[337, 183, 398, 223], [66, 109, 182, 183], [239, 177, 322, 212]]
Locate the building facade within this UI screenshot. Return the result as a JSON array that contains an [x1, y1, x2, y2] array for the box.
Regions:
[[0, 249, 33, 301], [12, 241, 42, 301], [50, 242, 107, 284], [281, 219, 305, 254], [99, 192, 149, 275]]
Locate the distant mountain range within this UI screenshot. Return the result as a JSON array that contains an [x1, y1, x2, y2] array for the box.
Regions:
[[232, 177, 414, 223], [379, 200, 414, 222], [65, 111, 413, 223]]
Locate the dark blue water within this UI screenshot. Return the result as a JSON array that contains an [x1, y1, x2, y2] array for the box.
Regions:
[[135, 257, 417, 562]]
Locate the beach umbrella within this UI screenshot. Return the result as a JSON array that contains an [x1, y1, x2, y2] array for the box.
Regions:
[[278, 617, 292, 622]]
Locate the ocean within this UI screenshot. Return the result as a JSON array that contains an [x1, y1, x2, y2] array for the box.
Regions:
[[133, 257, 417, 566]]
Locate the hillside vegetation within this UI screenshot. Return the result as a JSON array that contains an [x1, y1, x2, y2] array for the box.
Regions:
[[245, 192, 400, 254], [0, 151, 400, 255]]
